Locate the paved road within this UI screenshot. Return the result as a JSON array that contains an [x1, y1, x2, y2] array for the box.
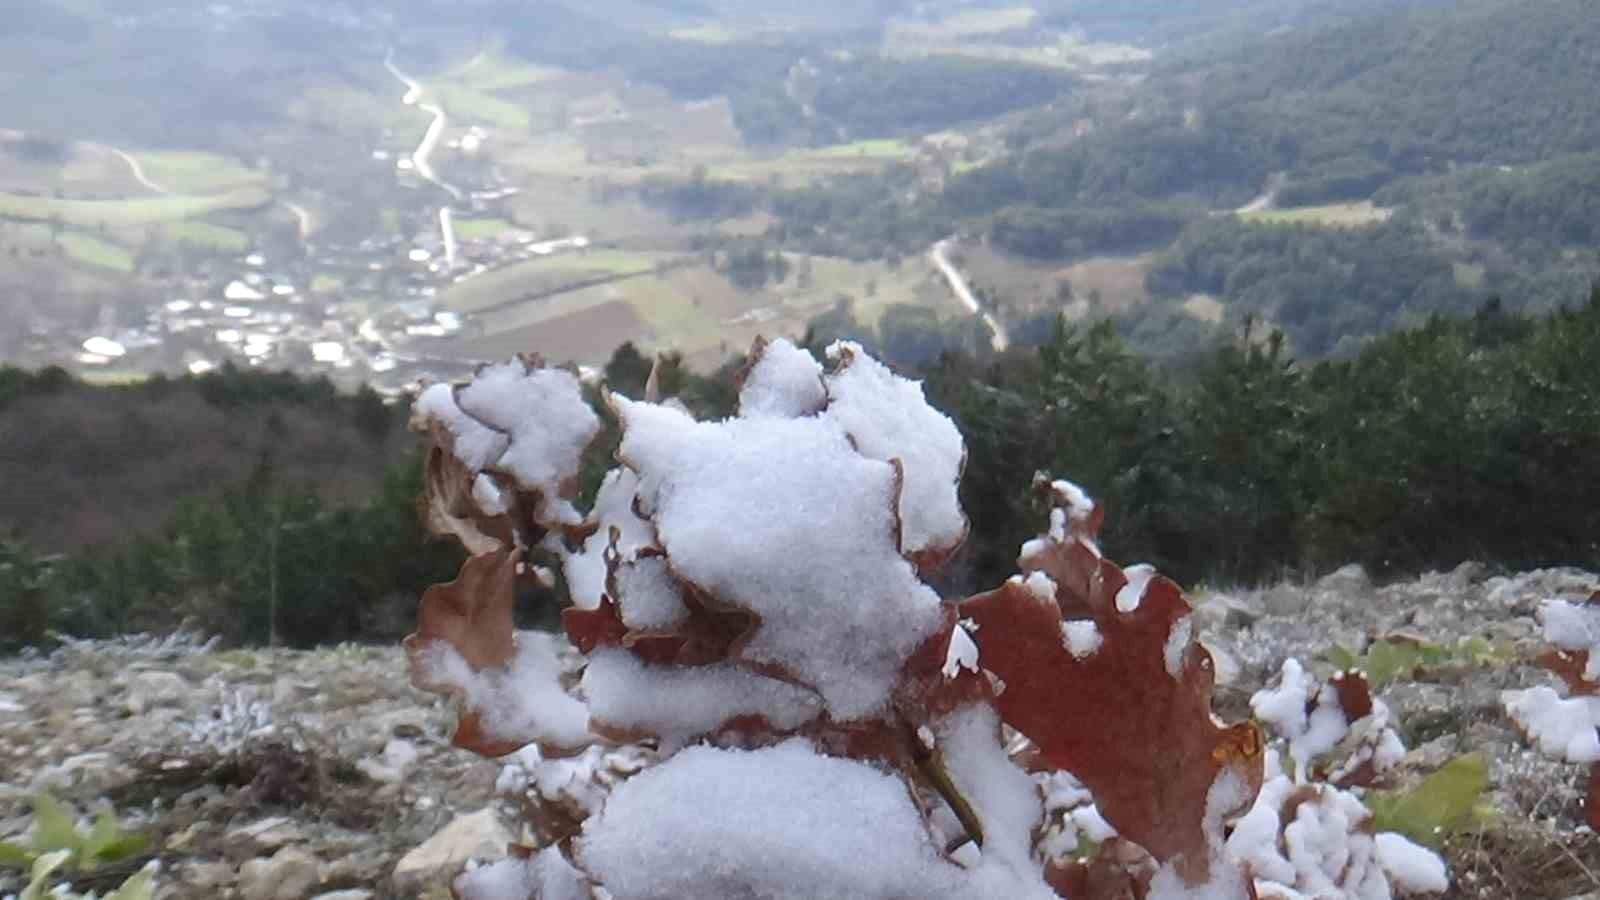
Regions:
[[931, 238, 1009, 352]]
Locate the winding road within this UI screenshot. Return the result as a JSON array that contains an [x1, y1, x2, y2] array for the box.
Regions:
[[104, 146, 169, 194], [931, 238, 1010, 352], [385, 51, 463, 265]]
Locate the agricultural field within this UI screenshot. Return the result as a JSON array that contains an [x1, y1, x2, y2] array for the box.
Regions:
[[158, 220, 251, 252], [706, 140, 922, 185], [452, 217, 518, 240], [0, 185, 271, 228], [131, 151, 264, 194], [440, 250, 680, 313], [1239, 201, 1394, 228], [958, 244, 1156, 319], [450, 251, 963, 371], [0, 222, 134, 272]]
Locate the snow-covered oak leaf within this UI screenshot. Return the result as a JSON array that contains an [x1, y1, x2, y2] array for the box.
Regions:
[[960, 484, 1262, 885], [412, 357, 601, 550], [1503, 592, 1600, 830], [408, 551, 591, 756], [738, 336, 827, 419], [1230, 771, 1448, 898], [611, 393, 947, 723], [562, 594, 628, 655], [822, 340, 969, 568]]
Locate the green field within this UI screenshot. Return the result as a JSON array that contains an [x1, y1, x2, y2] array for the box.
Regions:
[[706, 140, 921, 184], [434, 85, 532, 132], [58, 232, 135, 271], [161, 220, 250, 252], [446, 50, 564, 92], [134, 151, 266, 194], [441, 250, 677, 312], [454, 217, 518, 240], [1, 223, 134, 272], [1240, 202, 1393, 228], [0, 186, 271, 228]]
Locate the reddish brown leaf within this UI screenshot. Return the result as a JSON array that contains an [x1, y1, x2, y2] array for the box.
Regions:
[[404, 550, 521, 755], [961, 493, 1261, 887], [407, 549, 518, 674], [1539, 649, 1596, 696], [1329, 670, 1375, 721], [563, 595, 628, 654]]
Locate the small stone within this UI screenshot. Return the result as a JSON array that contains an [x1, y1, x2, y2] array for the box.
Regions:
[[392, 808, 515, 891], [238, 847, 321, 900], [124, 670, 191, 714], [312, 891, 375, 900], [180, 860, 236, 890], [1315, 563, 1372, 597], [226, 817, 305, 856], [1261, 584, 1310, 617]]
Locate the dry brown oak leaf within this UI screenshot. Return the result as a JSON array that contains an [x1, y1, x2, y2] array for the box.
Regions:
[[961, 541, 1262, 885], [405, 548, 530, 758]]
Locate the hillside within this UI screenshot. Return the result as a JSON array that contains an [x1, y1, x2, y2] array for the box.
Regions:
[[0, 367, 409, 552]]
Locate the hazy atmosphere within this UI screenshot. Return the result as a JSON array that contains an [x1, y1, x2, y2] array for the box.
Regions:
[[2, 1, 1599, 898]]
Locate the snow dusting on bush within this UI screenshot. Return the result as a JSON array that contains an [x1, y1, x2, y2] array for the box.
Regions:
[[401, 339, 1463, 899]]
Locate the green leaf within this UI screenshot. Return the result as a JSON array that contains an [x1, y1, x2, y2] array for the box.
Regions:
[[1366, 753, 1489, 848], [28, 794, 83, 856], [103, 864, 158, 900], [81, 810, 146, 867], [20, 849, 71, 900], [0, 839, 37, 868], [1324, 644, 1360, 672]]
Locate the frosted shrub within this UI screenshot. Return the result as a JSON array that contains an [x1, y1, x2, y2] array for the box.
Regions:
[[403, 341, 1449, 899], [1503, 592, 1600, 828]]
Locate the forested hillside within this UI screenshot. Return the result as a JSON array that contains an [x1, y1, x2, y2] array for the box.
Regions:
[[7, 289, 1599, 651]]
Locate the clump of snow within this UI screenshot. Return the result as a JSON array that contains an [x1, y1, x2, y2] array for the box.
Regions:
[[1504, 687, 1600, 762], [943, 622, 981, 679], [576, 738, 1054, 900], [933, 704, 1048, 892], [613, 555, 689, 631], [1061, 620, 1103, 660], [1163, 615, 1193, 678], [614, 398, 946, 721], [417, 630, 591, 751], [581, 649, 822, 749], [414, 382, 507, 472], [739, 337, 826, 418], [456, 847, 587, 900], [1251, 659, 1351, 781], [1227, 772, 1446, 899], [411, 358, 601, 542], [1036, 770, 1116, 861], [560, 468, 655, 610], [1116, 564, 1156, 613], [1504, 597, 1600, 765], [823, 341, 967, 559], [456, 361, 599, 526]]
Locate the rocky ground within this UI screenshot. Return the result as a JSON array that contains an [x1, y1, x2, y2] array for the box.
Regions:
[[2, 563, 1598, 899]]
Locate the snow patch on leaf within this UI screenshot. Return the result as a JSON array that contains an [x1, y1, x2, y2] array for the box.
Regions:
[[823, 340, 968, 562]]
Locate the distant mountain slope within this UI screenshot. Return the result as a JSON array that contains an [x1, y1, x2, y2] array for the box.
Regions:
[[1189, 0, 1600, 167]]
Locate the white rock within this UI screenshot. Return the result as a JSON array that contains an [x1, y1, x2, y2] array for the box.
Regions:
[[125, 671, 191, 714], [238, 846, 322, 900], [312, 891, 375, 900], [226, 817, 305, 855], [392, 808, 515, 890]]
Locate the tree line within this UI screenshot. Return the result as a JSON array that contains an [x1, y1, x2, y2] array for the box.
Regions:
[[5, 287, 1598, 650]]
